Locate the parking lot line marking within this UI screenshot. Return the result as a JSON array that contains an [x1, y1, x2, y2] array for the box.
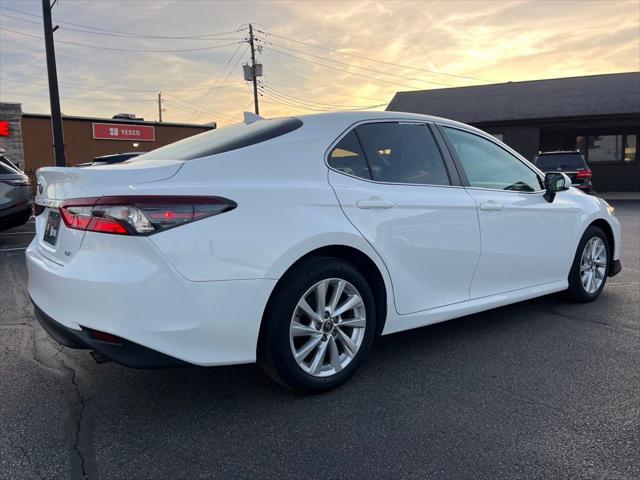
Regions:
[[0, 232, 36, 236], [0, 247, 27, 252]]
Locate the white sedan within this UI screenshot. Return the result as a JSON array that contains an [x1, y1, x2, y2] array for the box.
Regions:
[[27, 111, 622, 392]]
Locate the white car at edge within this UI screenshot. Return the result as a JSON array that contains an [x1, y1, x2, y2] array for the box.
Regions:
[[27, 111, 622, 392]]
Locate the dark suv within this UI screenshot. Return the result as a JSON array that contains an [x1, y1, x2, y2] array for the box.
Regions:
[[533, 151, 593, 194]]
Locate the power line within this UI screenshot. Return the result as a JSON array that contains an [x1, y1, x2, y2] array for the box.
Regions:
[[163, 100, 237, 122], [162, 94, 239, 122], [0, 6, 248, 39], [175, 43, 247, 124], [260, 92, 333, 112], [170, 43, 248, 129], [258, 79, 387, 102], [261, 44, 424, 91], [0, 12, 244, 41], [259, 87, 337, 112], [256, 36, 453, 87], [2, 72, 240, 93], [255, 28, 495, 83], [0, 90, 155, 102], [260, 83, 386, 109], [0, 27, 244, 53]]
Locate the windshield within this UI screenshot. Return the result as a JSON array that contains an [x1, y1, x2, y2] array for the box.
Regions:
[[534, 153, 587, 170], [130, 117, 303, 162]]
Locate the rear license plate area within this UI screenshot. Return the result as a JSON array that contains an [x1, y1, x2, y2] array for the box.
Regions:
[[43, 211, 61, 246]]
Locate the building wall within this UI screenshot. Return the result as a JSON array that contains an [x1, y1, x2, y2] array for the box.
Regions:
[[484, 125, 541, 161], [478, 116, 639, 192], [589, 163, 640, 192], [0, 102, 25, 169], [21, 115, 212, 172], [538, 117, 639, 192]]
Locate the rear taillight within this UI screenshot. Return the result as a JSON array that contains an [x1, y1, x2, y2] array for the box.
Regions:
[[0, 177, 30, 187], [576, 169, 592, 179], [60, 196, 236, 236]]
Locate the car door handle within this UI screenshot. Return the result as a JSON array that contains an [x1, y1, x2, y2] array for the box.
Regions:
[[479, 201, 504, 211], [356, 199, 395, 209]]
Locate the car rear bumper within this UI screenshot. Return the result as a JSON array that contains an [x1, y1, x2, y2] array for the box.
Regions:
[[26, 235, 277, 367], [33, 301, 188, 368]]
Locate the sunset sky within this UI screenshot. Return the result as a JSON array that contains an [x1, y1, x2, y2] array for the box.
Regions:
[[1, 0, 638, 126]]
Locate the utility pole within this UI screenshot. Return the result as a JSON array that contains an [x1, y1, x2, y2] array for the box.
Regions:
[[248, 24, 259, 115], [41, 0, 66, 167], [157, 92, 163, 122]]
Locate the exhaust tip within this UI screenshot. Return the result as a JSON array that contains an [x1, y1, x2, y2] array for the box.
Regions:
[[90, 350, 111, 364]]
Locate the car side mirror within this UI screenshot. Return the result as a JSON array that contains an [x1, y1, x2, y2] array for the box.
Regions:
[[543, 172, 570, 203]]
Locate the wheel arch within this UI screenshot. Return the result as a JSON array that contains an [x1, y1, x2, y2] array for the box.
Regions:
[[258, 245, 390, 356], [587, 218, 616, 269]]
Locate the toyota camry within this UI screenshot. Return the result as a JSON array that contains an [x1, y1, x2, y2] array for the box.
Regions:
[[27, 111, 622, 392]]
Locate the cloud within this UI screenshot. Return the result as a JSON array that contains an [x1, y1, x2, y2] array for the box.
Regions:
[[1, 0, 638, 125]]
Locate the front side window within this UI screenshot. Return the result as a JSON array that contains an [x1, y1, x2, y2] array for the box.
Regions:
[[354, 123, 450, 185], [444, 127, 542, 192]]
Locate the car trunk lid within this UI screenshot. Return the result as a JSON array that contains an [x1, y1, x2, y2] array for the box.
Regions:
[[34, 160, 183, 264]]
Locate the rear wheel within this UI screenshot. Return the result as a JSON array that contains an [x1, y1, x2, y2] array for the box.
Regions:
[[259, 257, 376, 393], [567, 225, 610, 302]]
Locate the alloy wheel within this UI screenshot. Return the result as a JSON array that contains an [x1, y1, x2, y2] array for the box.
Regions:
[[289, 278, 367, 377], [580, 237, 607, 294]]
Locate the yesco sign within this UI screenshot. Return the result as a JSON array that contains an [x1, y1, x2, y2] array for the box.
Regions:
[[92, 123, 155, 141]]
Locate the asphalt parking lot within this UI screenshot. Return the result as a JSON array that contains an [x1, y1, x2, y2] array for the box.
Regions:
[[1, 201, 638, 480]]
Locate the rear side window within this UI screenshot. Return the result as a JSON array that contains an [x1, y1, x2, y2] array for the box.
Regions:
[[131, 117, 303, 162], [328, 130, 371, 179], [355, 123, 450, 185]]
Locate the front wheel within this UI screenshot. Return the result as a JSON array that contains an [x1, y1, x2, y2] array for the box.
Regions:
[[567, 225, 610, 302], [258, 257, 376, 393]]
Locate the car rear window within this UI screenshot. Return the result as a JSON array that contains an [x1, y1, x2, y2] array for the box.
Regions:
[[130, 117, 303, 162], [534, 153, 587, 170]]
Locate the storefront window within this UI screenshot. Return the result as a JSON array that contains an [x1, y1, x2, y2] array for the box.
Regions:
[[623, 135, 637, 163], [576, 134, 638, 163], [588, 135, 622, 162]]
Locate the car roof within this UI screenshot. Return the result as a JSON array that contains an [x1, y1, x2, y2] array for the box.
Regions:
[[290, 110, 490, 138]]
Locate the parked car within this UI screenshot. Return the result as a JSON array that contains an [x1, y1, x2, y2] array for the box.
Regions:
[[533, 150, 593, 194], [76, 152, 143, 167], [27, 112, 622, 392], [0, 152, 32, 232]]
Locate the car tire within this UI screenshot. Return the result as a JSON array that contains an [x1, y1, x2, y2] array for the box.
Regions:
[[258, 256, 376, 393], [566, 225, 610, 302]]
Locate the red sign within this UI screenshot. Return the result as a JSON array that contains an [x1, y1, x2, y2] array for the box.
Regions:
[[0, 121, 9, 137], [92, 123, 155, 141]]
